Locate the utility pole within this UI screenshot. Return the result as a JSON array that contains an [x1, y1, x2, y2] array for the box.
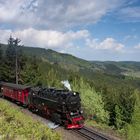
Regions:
[[14, 38, 21, 85]]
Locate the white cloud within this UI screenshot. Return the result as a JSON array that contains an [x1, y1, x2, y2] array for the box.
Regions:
[[0, 29, 11, 42], [0, 0, 39, 27], [117, 6, 140, 22], [0, 28, 140, 61], [0, 28, 124, 52], [86, 38, 124, 51], [0, 28, 89, 49], [0, 0, 122, 29], [120, 7, 140, 18], [0, 0, 21, 22]]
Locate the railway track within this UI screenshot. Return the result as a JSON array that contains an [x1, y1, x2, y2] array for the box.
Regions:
[[74, 126, 112, 140]]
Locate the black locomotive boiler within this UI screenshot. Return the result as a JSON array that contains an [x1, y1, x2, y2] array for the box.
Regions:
[[28, 87, 84, 129]]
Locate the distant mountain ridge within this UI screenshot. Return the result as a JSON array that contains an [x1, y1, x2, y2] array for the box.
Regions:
[[1, 43, 140, 78]]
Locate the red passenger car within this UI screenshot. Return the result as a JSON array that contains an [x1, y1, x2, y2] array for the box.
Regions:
[[1, 82, 30, 105]]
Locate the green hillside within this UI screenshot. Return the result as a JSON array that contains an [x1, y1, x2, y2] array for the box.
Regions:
[[23, 46, 140, 78], [1, 43, 140, 79]]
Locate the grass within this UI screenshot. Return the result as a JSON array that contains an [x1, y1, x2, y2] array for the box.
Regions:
[[0, 100, 61, 140]]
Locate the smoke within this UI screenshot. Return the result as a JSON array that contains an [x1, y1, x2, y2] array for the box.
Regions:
[[61, 80, 71, 91]]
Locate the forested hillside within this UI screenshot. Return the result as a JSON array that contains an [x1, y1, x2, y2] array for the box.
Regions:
[[1, 43, 140, 77], [0, 38, 140, 140], [23, 46, 140, 78]]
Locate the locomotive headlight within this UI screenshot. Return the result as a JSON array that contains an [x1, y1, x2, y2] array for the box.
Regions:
[[70, 112, 74, 115], [80, 110, 83, 114], [73, 92, 76, 95]]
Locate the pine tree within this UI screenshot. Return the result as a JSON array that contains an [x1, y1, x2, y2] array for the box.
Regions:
[[0, 44, 2, 61], [126, 90, 140, 140], [0, 44, 3, 80], [3, 36, 25, 83], [115, 105, 124, 129], [16, 47, 26, 84], [4, 36, 16, 82]]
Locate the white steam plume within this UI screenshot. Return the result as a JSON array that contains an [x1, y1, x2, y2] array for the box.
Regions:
[[61, 80, 71, 91]]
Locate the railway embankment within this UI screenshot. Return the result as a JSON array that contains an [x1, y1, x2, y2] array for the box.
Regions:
[[0, 98, 123, 140], [0, 99, 61, 140]]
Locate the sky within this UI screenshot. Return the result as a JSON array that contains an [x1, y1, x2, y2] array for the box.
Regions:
[[0, 0, 140, 61]]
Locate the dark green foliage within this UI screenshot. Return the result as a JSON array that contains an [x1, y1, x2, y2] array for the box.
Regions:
[[21, 56, 42, 85], [1, 38, 13, 82], [125, 91, 140, 140], [101, 86, 136, 129], [17, 49, 27, 83], [0, 44, 2, 60], [0, 44, 4, 80], [3, 37, 16, 82], [0, 37, 26, 83], [71, 77, 109, 123]]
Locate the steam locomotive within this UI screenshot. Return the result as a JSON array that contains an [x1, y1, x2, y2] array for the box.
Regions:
[[0, 82, 84, 129]]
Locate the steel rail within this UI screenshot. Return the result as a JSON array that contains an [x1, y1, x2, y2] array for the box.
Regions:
[[74, 126, 111, 140]]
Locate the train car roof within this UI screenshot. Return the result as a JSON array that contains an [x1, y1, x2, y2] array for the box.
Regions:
[[0, 82, 31, 90]]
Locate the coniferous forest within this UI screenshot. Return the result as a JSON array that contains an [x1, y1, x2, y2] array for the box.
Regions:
[[0, 37, 140, 140]]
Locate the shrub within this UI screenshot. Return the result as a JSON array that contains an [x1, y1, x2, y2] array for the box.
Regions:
[[71, 77, 109, 124], [125, 91, 140, 140]]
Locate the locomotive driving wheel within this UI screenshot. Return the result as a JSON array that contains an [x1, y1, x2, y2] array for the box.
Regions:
[[51, 113, 62, 125]]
